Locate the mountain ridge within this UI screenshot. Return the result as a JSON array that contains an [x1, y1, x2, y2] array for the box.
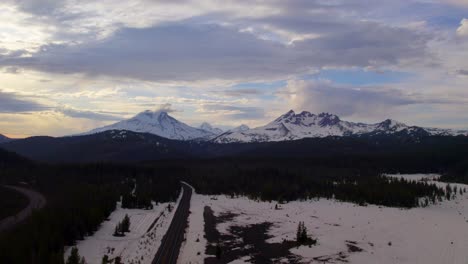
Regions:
[[213, 110, 468, 143]]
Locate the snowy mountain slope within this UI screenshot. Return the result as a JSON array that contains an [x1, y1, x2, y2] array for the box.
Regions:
[[214, 124, 250, 140], [199, 122, 223, 135], [230, 124, 250, 132], [213, 110, 468, 143], [84, 110, 215, 140]]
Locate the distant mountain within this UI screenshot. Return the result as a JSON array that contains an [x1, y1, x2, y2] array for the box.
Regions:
[[0, 134, 11, 144], [200, 122, 223, 135], [214, 124, 250, 140], [84, 110, 215, 140], [213, 110, 468, 143]]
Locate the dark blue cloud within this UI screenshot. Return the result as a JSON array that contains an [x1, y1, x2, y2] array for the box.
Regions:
[[0, 90, 49, 113]]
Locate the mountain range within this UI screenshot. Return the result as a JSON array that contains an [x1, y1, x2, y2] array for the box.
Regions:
[[213, 111, 468, 143], [84, 109, 467, 143], [1, 109, 468, 163], [2, 128, 468, 163]]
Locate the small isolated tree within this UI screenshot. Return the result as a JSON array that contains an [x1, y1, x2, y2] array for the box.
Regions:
[[115, 256, 122, 264], [101, 255, 109, 264], [122, 214, 130, 233], [113, 215, 131, 236], [296, 221, 317, 246], [113, 222, 121, 236], [66, 247, 81, 264]]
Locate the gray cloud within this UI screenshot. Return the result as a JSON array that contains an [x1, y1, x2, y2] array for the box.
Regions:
[[0, 90, 50, 113], [214, 88, 263, 97], [6, 0, 64, 16], [201, 104, 265, 119], [457, 69, 468, 76], [55, 107, 123, 121]]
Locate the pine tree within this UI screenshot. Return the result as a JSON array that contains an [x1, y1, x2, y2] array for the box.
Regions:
[[122, 214, 130, 233], [113, 222, 122, 236], [215, 244, 222, 259], [301, 224, 308, 242], [101, 255, 109, 264], [66, 247, 81, 264], [296, 222, 302, 243]]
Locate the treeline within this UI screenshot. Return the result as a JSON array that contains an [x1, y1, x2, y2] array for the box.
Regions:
[[440, 159, 468, 184], [169, 161, 448, 208], [0, 163, 181, 264]]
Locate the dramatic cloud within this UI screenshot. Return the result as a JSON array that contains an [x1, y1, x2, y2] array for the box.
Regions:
[[0, 90, 49, 113], [0, 20, 429, 82]]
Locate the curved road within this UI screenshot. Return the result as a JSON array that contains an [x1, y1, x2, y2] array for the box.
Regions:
[[0, 185, 46, 233], [152, 182, 192, 264]]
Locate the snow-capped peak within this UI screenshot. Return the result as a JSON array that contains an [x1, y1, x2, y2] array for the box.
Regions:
[[230, 124, 250, 132], [274, 109, 297, 122], [199, 122, 223, 135], [375, 119, 408, 132], [84, 110, 215, 140]]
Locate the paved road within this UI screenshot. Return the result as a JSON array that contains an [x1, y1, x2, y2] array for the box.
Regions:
[[0, 185, 46, 233], [152, 182, 192, 264]]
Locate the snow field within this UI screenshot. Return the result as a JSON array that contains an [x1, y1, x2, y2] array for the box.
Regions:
[[179, 174, 468, 264], [64, 190, 182, 264]]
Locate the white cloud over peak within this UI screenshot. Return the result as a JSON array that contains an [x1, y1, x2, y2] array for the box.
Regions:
[[457, 18, 468, 37]]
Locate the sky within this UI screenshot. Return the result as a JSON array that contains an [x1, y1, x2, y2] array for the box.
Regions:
[[0, 0, 468, 137]]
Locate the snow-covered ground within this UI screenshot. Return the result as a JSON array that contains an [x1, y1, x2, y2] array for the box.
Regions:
[[178, 174, 468, 264], [64, 192, 181, 264]]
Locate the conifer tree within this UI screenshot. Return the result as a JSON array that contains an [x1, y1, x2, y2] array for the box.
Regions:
[[101, 255, 109, 264], [122, 214, 130, 232], [66, 247, 81, 264]]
